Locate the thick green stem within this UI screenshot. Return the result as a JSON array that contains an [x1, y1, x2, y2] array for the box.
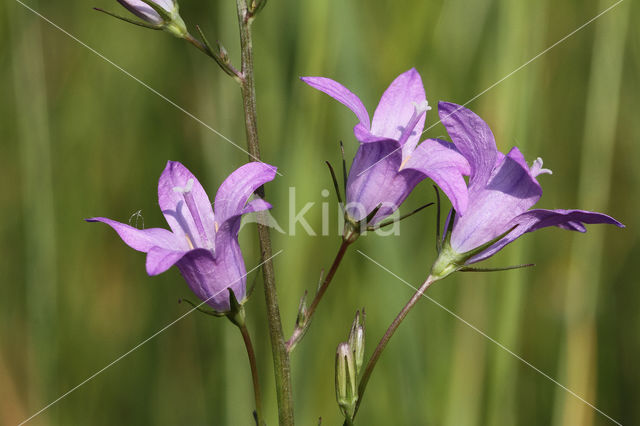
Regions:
[[238, 323, 265, 425], [235, 1, 294, 424], [286, 240, 351, 352], [350, 275, 436, 423]]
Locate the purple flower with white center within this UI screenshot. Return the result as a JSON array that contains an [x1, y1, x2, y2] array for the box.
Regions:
[[430, 102, 624, 278], [88, 161, 277, 311], [301, 69, 470, 226]]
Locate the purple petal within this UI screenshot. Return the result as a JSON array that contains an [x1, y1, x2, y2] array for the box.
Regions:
[[86, 217, 186, 252], [117, 0, 171, 24], [346, 139, 423, 223], [467, 208, 624, 263], [177, 220, 248, 312], [157, 161, 216, 249], [176, 248, 242, 312], [371, 69, 426, 149], [402, 139, 470, 214], [450, 147, 542, 253], [300, 77, 371, 129], [438, 102, 498, 190], [146, 246, 188, 275], [214, 162, 277, 227]]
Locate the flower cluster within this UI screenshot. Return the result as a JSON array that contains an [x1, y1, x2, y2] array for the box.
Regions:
[[89, 69, 622, 319]]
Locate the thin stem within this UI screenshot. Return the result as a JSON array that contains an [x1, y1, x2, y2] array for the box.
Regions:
[[234, 0, 295, 424], [286, 240, 351, 352], [238, 323, 265, 425], [351, 275, 436, 422], [184, 32, 242, 81]]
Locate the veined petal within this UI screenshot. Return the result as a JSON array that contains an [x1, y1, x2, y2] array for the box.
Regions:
[[86, 217, 186, 252], [438, 102, 498, 190], [146, 246, 188, 276], [176, 248, 238, 311], [176, 221, 248, 312], [346, 138, 422, 223], [403, 139, 470, 214], [450, 147, 542, 253], [371, 69, 426, 149], [300, 77, 371, 129], [214, 162, 277, 228], [466, 208, 624, 263], [158, 161, 216, 249]]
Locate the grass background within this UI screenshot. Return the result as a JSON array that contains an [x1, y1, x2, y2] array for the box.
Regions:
[[1, 0, 638, 424]]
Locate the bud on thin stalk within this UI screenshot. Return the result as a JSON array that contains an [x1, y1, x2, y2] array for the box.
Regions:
[[348, 310, 365, 374], [335, 342, 358, 420]]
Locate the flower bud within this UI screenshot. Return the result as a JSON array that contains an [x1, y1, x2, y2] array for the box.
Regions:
[[295, 291, 308, 328], [116, 0, 188, 38], [348, 310, 365, 374], [335, 342, 358, 420]]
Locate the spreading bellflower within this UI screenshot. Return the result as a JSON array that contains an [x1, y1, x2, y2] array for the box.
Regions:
[[431, 102, 624, 278], [88, 161, 277, 311], [302, 69, 470, 226]]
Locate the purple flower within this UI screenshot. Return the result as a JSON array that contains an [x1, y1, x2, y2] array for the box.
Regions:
[[88, 161, 277, 311], [117, 0, 174, 25], [301, 69, 470, 225], [112, 0, 188, 38], [431, 102, 623, 276]]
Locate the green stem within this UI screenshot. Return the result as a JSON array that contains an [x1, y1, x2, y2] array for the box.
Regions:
[[350, 275, 436, 423], [286, 240, 351, 352], [238, 323, 265, 425], [235, 0, 294, 424]]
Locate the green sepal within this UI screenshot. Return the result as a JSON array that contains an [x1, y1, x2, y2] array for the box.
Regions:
[[94, 8, 162, 30], [433, 186, 443, 253], [368, 202, 433, 231], [326, 161, 344, 207], [431, 224, 519, 280], [179, 298, 226, 317], [226, 288, 246, 328], [459, 263, 535, 272]]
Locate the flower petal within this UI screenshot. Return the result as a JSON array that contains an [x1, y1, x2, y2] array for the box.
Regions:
[[146, 246, 188, 275], [450, 147, 542, 253], [158, 161, 216, 248], [214, 162, 277, 227], [86, 217, 186, 252], [176, 222, 248, 312], [346, 138, 422, 223], [467, 208, 624, 263], [117, 0, 169, 24], [438, 102, 498, 190], [300, 77, 371, 129], [403, 139, 470, 214], [371, 68, 426, 149], [175, 248, 239, 311]]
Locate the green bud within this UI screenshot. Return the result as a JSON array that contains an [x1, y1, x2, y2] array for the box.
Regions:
[[335, 342, 358, 420], [348, 310, 365, 374]]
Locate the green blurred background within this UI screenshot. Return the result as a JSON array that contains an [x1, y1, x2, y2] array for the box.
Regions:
[[1, 0, 638, 424]]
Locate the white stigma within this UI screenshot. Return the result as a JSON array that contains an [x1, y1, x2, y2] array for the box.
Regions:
[[531, 157, 552, 177], [412, 100, 432, 115], [172, 178, 194, 194]]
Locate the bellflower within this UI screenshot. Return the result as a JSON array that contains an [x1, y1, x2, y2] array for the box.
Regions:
[[88, 161, 277, 311], [114, 0, 188, 37], [301, 69, 470, 226], [431, 102, 623, 278]]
